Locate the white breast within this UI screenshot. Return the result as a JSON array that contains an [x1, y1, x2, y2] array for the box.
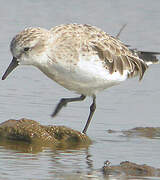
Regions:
[[37, 54, 129, 96]]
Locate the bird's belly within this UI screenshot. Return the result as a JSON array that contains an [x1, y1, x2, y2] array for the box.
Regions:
[[57, 72, 128, 96], [39, 56, 129, 96]]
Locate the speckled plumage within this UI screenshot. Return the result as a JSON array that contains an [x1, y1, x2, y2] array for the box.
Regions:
[[2, 24, 158, 133], [50, 24, 148, 80]]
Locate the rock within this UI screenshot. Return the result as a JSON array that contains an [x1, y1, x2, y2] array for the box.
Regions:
[[122, 127, 160, 138], [0, 118, 91, 150], [0, 119, 56, 144], [107, 127, 160, 138], [103, 161, 160, 177]]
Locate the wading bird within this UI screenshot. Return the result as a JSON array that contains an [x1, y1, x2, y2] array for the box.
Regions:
[[2, 24, 159, 133]]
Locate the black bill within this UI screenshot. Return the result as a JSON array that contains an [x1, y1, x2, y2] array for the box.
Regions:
[[2, 57, 19, 80]]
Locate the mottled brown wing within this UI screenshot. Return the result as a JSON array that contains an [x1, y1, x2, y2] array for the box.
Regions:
[[90, 38, 148, 81]]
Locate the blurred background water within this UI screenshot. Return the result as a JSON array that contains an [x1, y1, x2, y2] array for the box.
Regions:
[[0, 0, 160, 179]]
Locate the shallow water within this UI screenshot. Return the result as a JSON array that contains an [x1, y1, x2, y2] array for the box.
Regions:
[[0, 0, 160, 179]]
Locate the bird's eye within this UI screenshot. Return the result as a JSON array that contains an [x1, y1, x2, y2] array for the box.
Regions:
[[24, 47, 30, 52]]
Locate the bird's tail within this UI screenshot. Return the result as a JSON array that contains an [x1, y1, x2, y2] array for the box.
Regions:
[[130, 49, 159, 65], [115, 25, 159, 66]]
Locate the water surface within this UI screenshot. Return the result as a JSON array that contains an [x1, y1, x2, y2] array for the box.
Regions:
[[0, 0, 160, 179]]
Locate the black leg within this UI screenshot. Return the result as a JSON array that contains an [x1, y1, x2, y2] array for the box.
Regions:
[[82, 95, 96, 134], [51, 94, 86, 117]]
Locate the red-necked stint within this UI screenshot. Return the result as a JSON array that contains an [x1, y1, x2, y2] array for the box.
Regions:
[[2, 24, 159, 134]]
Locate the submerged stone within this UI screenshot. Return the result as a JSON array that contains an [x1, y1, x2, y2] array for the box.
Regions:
[[122, 127, 160, 138], [107, 127, 160, 139], [103, 161, 160, 177]]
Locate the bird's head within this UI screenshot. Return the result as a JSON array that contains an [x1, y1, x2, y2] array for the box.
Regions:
[[2, 27, 51, 80]]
